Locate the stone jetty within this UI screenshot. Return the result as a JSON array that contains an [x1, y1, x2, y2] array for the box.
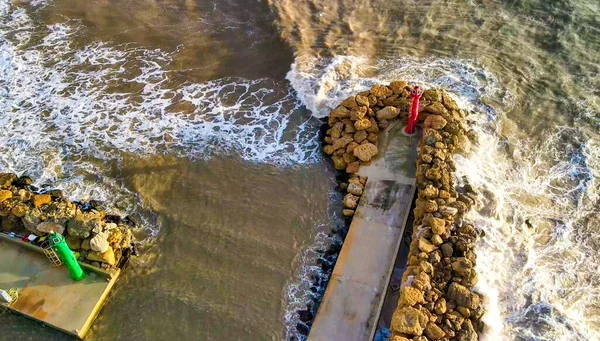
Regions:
[[319, 82, 484, 341], [0, 173, 137, 269]]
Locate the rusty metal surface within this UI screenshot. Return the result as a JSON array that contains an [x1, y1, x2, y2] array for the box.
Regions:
[[0, 237, 119, 339]]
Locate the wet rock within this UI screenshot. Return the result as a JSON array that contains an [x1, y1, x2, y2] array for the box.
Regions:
[[343, 193, 359, 209], [67, 211, 103, 239], [31, 194, 52, 208], [343, 153, 357, 164], [391, 306, 427, 336], [332, 155, 347, 170], [13, 176, 33, 188], [354, 118, 372, 131], [389, 81, 408, 94], [447, 282, 480, 309], [353, 143, 378, 162], [342, 209, 355, 217], [376, 106, 400, 120], [82, 238, 92, 250], [456, 319, 478, 341], [331, 106, 351, 119], [457, 306, 471, 318], [65, 234, 83, 249], [323, 145, 335, 155], [36, 221, 65, 235], [451, 258, 473, 277]]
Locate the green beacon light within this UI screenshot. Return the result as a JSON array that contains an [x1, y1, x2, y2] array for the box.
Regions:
[[49, 231, 86, 281]]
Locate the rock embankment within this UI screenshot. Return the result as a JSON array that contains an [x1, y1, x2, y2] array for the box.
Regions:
[[0, 173, 138, 269], [322, 82, 484, 341]]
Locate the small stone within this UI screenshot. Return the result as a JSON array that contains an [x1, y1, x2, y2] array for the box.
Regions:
[[343, 193, 359, 209], [323, 145, 335, 155], [354, 118, 372, 131], [330, 121, 344, 139], [343, 152, 357, 164], [367, 133, 378, 143], [31, 194, 52, 208], [353, 143, 378, 162], [342, 209, 355, 217], [347, 183, 363, 196], [422, 185, 438, 199], [332, 136, 354, 150], [457, 306, 471, 318], [434, 298, 447, 314], [367, 94, 377, 106], [376, 106, 400, 120]]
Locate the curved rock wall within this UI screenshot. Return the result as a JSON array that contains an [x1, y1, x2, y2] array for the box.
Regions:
[[322, 83, 484, 341], [0, 173, 137, 269]]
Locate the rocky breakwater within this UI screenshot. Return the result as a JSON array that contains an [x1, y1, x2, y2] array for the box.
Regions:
[[387, 91, 484, 340], [0, 173, 138, 270]]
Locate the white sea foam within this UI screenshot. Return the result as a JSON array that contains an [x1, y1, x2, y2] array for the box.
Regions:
[[0, 3, 321, 237]]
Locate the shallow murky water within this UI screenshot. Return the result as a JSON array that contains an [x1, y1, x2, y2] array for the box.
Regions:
[[0, 0, 599, 340]]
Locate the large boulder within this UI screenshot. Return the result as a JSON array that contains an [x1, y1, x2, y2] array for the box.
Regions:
[[67, 211, 103, 239], [353, 143, 378, 162], [90, 231, 110, 253], [36, 221, 65, 235], [398, 286, 424, 307], [390, 306, 427, 336], [331, 106, 351, 119], [370, 85, 393, 98], [447, 282, 480, 309], [424, 114, 448, 130], [0, 190, 12, 202], [376, 106, 400, 120], [87, 247, 116, 266]]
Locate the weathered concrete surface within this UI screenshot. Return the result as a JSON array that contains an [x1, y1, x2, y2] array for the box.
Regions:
[[309, 122, 419, 341], [0, 234, 120, 339]]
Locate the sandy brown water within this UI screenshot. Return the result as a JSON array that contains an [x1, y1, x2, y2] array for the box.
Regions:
[[0, 0, 599, 340]]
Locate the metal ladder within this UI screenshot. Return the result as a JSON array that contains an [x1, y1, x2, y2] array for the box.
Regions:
[[41, 241, 63, 266]]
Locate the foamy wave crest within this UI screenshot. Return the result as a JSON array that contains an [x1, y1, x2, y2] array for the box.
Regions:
[[455, 114, 600, 340], [287, 55, 507, 118]]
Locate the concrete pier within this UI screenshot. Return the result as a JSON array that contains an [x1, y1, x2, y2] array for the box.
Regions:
[[308, 122, 419, 341], [0, 233, 120, 339]]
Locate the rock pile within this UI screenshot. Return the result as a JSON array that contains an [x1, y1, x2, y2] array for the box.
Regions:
[[340, 175, 367, 217], [0, 173, 137, 269], [388, 89, 483, 341]]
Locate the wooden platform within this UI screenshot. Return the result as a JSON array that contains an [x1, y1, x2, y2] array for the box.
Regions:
[[308, 122, 419, 341], [0, 233, 120, 339]]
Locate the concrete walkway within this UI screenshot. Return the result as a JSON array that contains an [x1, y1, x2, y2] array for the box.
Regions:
[[308, 122, 419, 341]]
